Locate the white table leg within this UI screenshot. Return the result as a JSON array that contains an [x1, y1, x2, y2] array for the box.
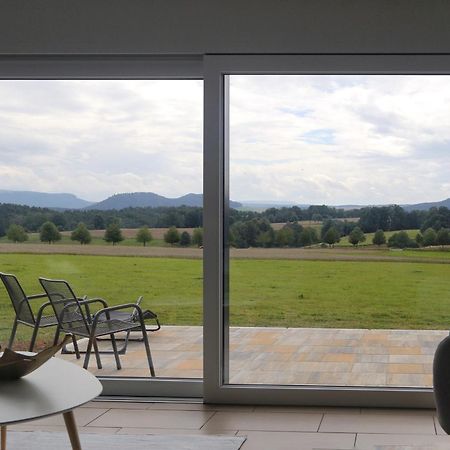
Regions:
[[63, 411, 81, 450]]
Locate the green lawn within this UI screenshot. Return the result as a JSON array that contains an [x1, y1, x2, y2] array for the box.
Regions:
[[1, 253, 450, 347]]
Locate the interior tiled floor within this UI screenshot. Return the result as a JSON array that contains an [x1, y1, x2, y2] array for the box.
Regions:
[[8, 401, 450, 449], [58, 326, 446, 387]]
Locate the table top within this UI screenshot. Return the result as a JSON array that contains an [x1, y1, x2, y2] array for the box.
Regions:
[[0, 356, 102, 425]]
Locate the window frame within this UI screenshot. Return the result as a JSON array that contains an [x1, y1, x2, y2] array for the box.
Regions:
[[0, 55, 204, 398], [203, 54, 450, 407]]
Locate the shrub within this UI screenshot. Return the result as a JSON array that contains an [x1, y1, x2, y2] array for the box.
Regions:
[[164, 226, 180, 245]]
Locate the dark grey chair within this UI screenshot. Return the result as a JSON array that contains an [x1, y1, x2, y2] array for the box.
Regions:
[[433, 334, 450, 433], [39, 277, 155, 375], [0, 272, 61, 351]]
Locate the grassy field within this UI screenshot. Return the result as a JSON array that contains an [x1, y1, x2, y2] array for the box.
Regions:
[[1, 252, 450, 348]]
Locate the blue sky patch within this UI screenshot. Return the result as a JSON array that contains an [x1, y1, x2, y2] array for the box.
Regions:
[[300, 128, 335, 145]]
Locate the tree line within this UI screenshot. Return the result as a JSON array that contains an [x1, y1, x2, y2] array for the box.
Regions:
[[0, 203, 204, 236], [0, 203, 359, 237], [6, 221, 204, 248], [2, 201, 450, 244]]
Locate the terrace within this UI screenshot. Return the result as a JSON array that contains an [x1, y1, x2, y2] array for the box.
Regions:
[[57, 326, 445, 387]]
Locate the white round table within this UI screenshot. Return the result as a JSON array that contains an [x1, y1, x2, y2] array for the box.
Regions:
[[0, 357, 102, 450]]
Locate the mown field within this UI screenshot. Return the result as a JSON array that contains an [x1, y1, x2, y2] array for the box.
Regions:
[[1, 252, 450, 349]]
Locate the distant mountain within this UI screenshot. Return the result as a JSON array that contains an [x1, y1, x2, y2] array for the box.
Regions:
[[402, 198, 450, 212], [86, 192, 242, 210], [0, 190, 93, 209]]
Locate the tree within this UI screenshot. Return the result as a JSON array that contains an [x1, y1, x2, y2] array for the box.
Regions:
[[323, 227, 340, 247], [437, 228, 450, 246], [136, 226, 152, 247], [422, 227, 437, 247], [387, 231, 414, 249], [415, 232, 424, 246], [372, 229, 386, 246], [104, 223, 124, 245], [299, 227, 318, 247], [192, 227, 203, 247], [6, 224, 28, 243], [164, 226, 180, 245], [180, 231, 192, 246], [40, 221, 61, 244], [275, 226, 294, 247], [348, 226, 366, 247], [71, 222, 92, 244]]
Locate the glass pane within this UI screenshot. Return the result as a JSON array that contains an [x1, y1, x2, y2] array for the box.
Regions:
[[228, 74, 450, 387], [0, 80, 203, 379]]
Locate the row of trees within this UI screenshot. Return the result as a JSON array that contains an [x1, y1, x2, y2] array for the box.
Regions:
[[5, 221, 204, 248], [0, 203, 205, 235], [387, 227, 450, 249], [229, 219, 321, 248]]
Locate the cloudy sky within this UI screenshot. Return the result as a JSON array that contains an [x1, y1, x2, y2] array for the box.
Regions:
[[0, 76, 449, 205]]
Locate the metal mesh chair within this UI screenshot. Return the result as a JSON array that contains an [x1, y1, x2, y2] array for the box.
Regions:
[[39, 277, 155, 375], [0, 272, 61, 351]]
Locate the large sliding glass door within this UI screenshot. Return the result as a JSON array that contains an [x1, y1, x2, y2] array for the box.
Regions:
[[0, 57, 204, 397], [203, 55, 450, 407], [3, 55, 450, 405]]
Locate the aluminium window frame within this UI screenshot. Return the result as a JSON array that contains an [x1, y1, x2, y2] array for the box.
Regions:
[[0, 55, 204, 398], [203, 54, 450, 407], [2, 53, 450, 405]]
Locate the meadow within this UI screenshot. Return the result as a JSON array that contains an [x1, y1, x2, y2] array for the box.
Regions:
[[1, 252, 450, 348]]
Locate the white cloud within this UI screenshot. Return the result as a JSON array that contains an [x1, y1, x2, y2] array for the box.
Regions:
[[230, 75, 450, 204], [0, 76, 449, 205]]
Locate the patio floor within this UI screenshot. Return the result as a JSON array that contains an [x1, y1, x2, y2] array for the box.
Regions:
[[57, 326, 448, 387]]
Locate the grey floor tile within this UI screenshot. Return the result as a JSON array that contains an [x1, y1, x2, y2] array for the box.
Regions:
[[25, 408, 108, 427], [202, 411, 322, 432], [360, 408, 436, 416], [320, 412, 435, 434], [253, 406, 361, 415], [9, 425, 119, 434], [356, 433, 450, 449], [237, 431, 355, 450], [117, 427, 237, 435], [87, 409, 215, 429]]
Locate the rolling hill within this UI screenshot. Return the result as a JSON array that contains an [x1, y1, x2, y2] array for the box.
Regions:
[[0, 190, 93, 209], [402, 198, 450, 212], [85, 192, 242, 210]]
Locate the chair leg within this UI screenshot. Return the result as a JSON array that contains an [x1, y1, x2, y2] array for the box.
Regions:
[[110, 334, 122, 370], [53, 325, 61, 346], [139, 319, 155, 376], [71, 335, 81, 359], [29, 324, 39, 352], [92, 338, 102, 369], [83, 338, 93, 369], [7, 318, 18, 349]]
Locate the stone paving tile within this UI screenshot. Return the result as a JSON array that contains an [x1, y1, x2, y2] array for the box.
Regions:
[[57, 326, 446, 388]]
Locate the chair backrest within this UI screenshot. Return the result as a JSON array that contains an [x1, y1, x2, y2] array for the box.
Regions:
[[0, 272, 35, 324], [39, 278, 89, 333]]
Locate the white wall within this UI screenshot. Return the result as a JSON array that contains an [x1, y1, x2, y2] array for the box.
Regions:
[[1, 0, 449, 55]]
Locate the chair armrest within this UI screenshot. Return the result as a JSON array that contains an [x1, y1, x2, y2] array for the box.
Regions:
[[92, 303, 144, 327], [35, 300, 54, 320], [78, 298, 108, 308], [78, 298, 108, 323], [26, 293, 49, 300]]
